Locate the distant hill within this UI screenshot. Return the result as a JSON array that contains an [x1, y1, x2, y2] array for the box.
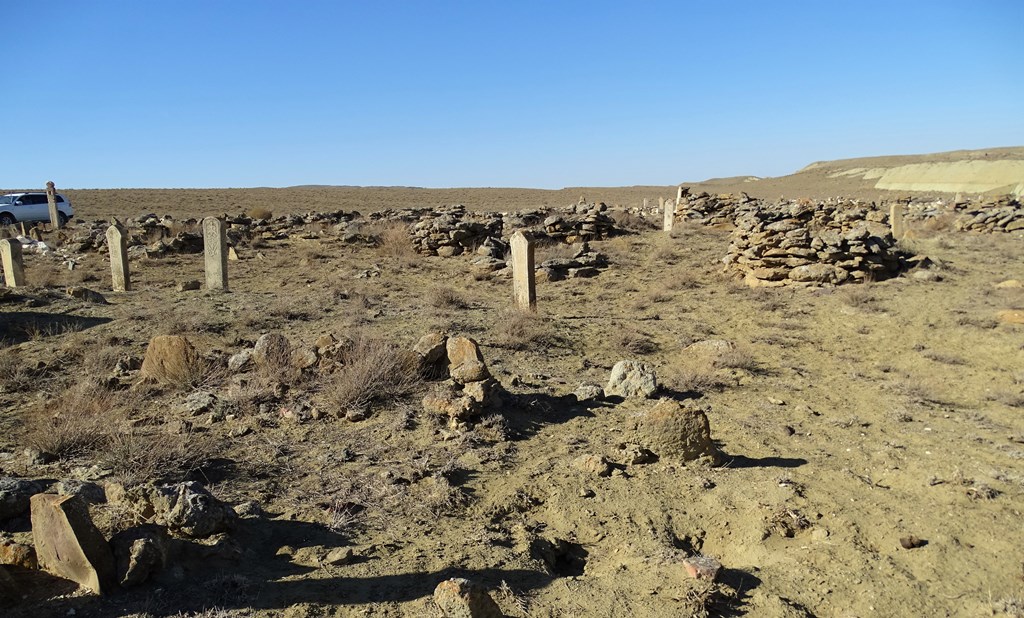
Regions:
[[688, 146, 1024, 200]]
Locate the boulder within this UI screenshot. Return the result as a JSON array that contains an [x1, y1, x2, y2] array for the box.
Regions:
[[110, 525, 169, 587], [140, 335, 202, 384], [446, 337, 490, 384], [0, 477, 44, 520], [637, 400, 720, 465], [433, 577, 503, 618], [253, 333, 292, 367], [605, 360, 658, 398], [147, 482, 233, 538], [30, 493, 117, 594]]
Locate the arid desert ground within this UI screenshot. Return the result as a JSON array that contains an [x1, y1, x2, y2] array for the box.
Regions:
[[2, 148, 1024, 617]]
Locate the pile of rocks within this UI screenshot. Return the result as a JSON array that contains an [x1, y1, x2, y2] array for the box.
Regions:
[[418, 334, 504, 428], [953, 195, 1024, 233], [724, 200, 905, 287], [537, 242, 609, 282], [0, 476, 237, 594], [676, 188, 760, 226], [538, 203, 617, 243], [406, 205, 504, 257]]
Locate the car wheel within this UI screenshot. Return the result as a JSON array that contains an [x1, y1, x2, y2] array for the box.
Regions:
[[0, 213, 14, 226], [57, 213, 69, 227]]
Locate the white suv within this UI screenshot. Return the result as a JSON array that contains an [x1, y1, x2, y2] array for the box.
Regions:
[[0, 192, 75, 226]]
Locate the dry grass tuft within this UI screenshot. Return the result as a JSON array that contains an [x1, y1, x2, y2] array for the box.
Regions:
[[102, 425, 218, 487], [22, 381, 126, 459], [368, 221, 418, 266], [615, 329, 659, 355], [325, 334, 422, 414], [246, 207, 273, 221], [426, 286, 469, 310], [491, 310, 560, 351]]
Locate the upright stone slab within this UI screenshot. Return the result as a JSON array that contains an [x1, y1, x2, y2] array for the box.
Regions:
[[105, 225, 130, 292], [889, 203, 905, 239], [510, 231, 536, 311], [658, 197, 665, 211], [663, 200, 675, 232], [46, 181, 61, 230], [30, 493, 117, 595], [0, 239, 25, 288], [643, 198, 648, 209], [676, 185, 684, 203], [202, 217, 228, 291]]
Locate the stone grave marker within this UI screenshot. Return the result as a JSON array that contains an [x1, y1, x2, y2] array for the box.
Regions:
[[202, 217, 228, 291], [510, 231, 536, 311], [106, 224, 130, 291], [0, 239, 25, 287]]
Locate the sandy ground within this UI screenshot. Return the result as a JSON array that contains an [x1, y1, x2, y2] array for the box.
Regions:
[[1, 186, 1023, 617]]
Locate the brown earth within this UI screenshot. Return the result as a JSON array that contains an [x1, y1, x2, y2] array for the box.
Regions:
[[1, 172, 1024, 616]]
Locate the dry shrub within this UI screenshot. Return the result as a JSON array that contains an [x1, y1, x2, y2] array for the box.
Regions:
[[491, 310, 559, 351], [616, 329, 659, 355], [23, 381, 125, 458], [325, 334, 422, 413], [610, 210, 658, 232], [535, 240, 576, 264], [0, 349, 43, 393], [246, 207, 273, 220], [664, 358, 731, 393], [102, 425, 217, 487], [427, 286, 469, 310], [368, 221, 418, 266], [837, 285, 882, 311]]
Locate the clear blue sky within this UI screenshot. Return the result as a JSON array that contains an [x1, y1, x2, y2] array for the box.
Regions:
[[3, 1, 1022, 189]]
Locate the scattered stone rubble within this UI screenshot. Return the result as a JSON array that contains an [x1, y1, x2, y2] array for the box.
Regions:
[[951, 195, 1024, 232], [724, 199, 907, 287]]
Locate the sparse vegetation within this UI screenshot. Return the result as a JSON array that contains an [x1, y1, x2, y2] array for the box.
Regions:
[[324, 333, 422, 413]]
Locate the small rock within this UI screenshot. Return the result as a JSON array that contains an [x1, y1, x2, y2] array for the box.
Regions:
[[605, 360, 658, 398], [682, 555, 721, 581], [433, 577, 503, 618], [619, 443, 657, 465], [55, 480, 106, 505], [177, 280, 202, 292], [995, 279, 1023, 289], [572, 454, 612, 477], [233, 500, 263, 519], [325, 547, 354, 565], [66, 287, 108, 304], [24, 447, 55, 466], [110, 525, 169, 587], [0, 539, 37, 569], [253, 333, 292, 367], [573, 383, 604, 402], [767, 397, 785, 406], [899, 535, 927, 549], [182, 391, 218, 415], [0, 477, 44, 520], [227, 349, 253, 372]]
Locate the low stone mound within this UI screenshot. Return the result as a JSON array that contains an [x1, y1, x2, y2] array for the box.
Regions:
[[676, 187, 760, 226], [635, 399, 721, 465], [952, 195, 1024, 233], [724, 200, 904, 287], [407, 205, 504, 257]]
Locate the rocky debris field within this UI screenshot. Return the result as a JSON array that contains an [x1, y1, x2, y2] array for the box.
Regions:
[[0, 189, 1023, 617]]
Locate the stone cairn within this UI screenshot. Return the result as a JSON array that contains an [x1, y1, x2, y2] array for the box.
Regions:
[[724, 199, 905, 287], [406, 204, 503, 257]]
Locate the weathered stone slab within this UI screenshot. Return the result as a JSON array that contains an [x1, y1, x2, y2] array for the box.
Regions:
[[30, 493, 116, 594], [202, 217, 228, 291], [105, 224, 130, 291], [0, 239, 25, 287], [510, 231, 536, 311], [46, 181, 61, 230]]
